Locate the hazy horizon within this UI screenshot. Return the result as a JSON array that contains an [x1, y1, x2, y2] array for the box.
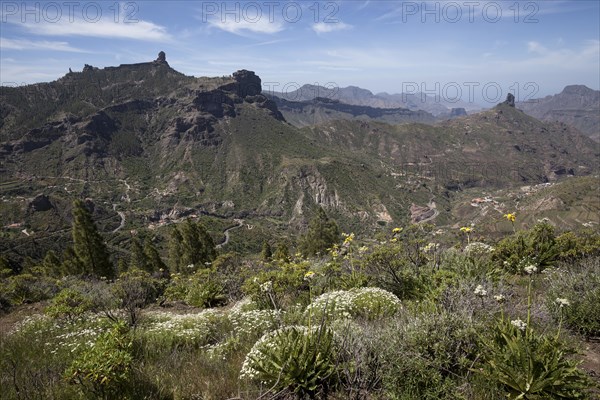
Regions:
[[1, 1, 599, 106]]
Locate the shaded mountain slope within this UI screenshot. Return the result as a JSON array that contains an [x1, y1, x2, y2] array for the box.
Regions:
[[517, 85, 600, 141]]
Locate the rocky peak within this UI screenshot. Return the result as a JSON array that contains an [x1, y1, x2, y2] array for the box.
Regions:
[[504, 93, 515, 107], [155, 51, 168, 65], [561, 85, 595, 96], [216, 69, 262, 99], [233, 69, 262, 97]]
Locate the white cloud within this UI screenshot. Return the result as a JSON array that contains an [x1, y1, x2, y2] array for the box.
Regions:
[[17, 19, 171, 41], [208, 18, 283, 35], [0, 37, 86, 52], [312, 22, 352, 34], [0, 62, 71, 84], [527, 41, 548, 55]]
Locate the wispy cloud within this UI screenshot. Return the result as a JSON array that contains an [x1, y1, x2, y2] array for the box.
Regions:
[[527, 41, 548, 55], [16, 19, 171, 41], [0, 37, 87, 52], [312, 22, 352, 34], [526, 39, 599, 63], [208, 18, 283, 35], [0, 61, 72, 84]]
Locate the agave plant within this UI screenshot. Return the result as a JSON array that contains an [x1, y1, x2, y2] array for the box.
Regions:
[[477, 270, 591, 399], [240, 325, 337, 398]]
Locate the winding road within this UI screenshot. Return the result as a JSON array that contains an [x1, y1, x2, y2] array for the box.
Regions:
[[112, 211, 126, 233], [216, 219, 244, 249]]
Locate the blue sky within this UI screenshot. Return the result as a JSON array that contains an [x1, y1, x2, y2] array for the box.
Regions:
[[1, 0, 599, 106]]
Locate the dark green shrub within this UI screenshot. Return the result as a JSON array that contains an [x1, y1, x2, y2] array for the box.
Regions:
[[545, 257, 600, 337], [242, 259, 312, 310], [556, 230, 600, 261], [113, 269, 162, 326], [3, 273, 58, 305], [493, 222, 560, 273], [361, 243, 428, 300], [164, 268, 227, 308], [46, 288, 94, 321], [65, 321, 133, 398]]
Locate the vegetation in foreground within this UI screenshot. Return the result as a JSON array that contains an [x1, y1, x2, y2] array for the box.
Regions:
[[1, 204, 599, 399]]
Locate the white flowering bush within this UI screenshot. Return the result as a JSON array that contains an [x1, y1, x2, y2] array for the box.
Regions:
[[465, 242, 494, 255], [140, 309, 228, 350], [229, 308, 280, 341], [305, 290, 355, 322], [474, 285, 488, 297], [240, 325, 337, 398], [304, 287, 401, 322], [9, 312, 111, 357]]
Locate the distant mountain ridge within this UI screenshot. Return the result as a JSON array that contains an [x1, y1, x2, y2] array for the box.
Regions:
[[270, 84, 482, 117], [517, 85, 600, 141], [265, 94, 437, 127]]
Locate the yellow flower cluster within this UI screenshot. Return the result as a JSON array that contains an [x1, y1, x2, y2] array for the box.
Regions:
[[460, 226, 473, 233], [342, 232, 355, 245], [392, 227, 403, 234], [304, 271, 316, 281], [504, 213, 516, 222]]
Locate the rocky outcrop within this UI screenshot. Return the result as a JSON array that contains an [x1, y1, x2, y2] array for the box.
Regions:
[[29, 194, 53, 212], [155, 51, 167, 64], [218, 70, 262, 98], [504, 93, 515, 107], [450, 108, 467, 117], [193, 90, 236, 118], [82, 111, 118, 141]]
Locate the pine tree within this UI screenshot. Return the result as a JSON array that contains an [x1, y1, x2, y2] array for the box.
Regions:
[[61, 246, 84, 275], [42, 250, 64, 277], [196, 222, 217, 264], [144, 237, 167, 273], [180, 219, 202, 268], [0, 256, 12, 275], [168, 226, 183, 273], [118, 258, 129, 275], [129, 238, 148, 271], [300, 207, 340, 256], [71, 200, 114, 278], [273, 241, 290, 262], [261, 241, 272, 261], [168, 220, 216, 273]]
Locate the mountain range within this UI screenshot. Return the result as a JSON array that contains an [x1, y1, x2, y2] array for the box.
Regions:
[[265, 95, 437, 128], [0, 53, 598, 262], [270, 84, 481, 116], [516, 85, 600, 142]]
